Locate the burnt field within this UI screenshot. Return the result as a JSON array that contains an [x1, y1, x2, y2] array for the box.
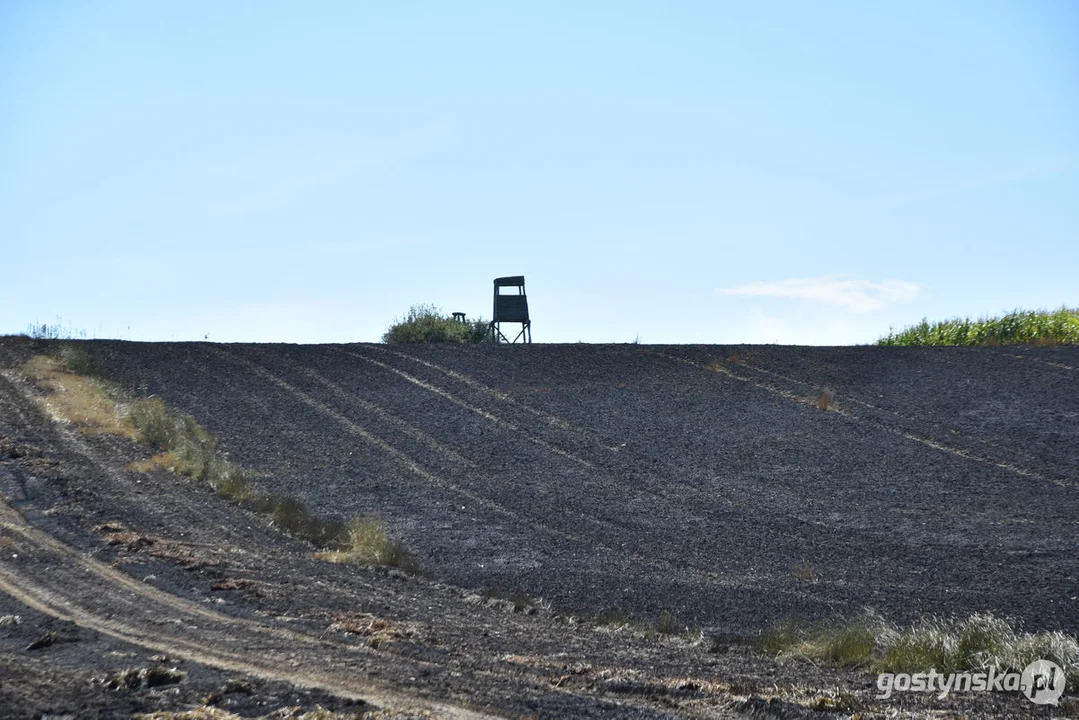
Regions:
[[86, 340, 1079, 636]]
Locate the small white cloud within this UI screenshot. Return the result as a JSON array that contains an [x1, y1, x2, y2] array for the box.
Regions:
[[716, 276, 920, 313]]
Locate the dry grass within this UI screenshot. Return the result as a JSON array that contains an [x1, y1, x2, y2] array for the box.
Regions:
[[470, 589, 552, 615], [22, 350, 419, 570], [327, 612, 417, 649], [314, 515, 419, 572], [816, 389, 833, 411], [136, 707, 378, 720], [791, 560, 817, 581], [127, 452, 183, 473], [760, 611, 1079, 690], [93, 665, 186, 690], [136, 710, 239, 720], [590, 606, 695, 640], [21, 355, 137, 438]]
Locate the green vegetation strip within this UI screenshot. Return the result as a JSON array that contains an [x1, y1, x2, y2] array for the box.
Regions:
[[878, 307, 1079, 347]]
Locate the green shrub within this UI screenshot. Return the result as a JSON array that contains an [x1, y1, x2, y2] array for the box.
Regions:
[[382, 305, 488, 344], [879, 307, 1079, 346]]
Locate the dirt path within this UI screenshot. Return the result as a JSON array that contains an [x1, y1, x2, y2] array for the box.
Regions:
[[0, 362, 500, 718], [0, 494, 496, 719]]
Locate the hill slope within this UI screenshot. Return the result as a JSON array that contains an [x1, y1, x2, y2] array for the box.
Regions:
[[1, 337, 1075, 718], [87, 341, 1079, 634]]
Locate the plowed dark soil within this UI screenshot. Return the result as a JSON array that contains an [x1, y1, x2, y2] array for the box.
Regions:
[[0, 336, 1075, 719]]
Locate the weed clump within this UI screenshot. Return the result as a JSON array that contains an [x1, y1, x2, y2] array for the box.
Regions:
[[127, 397, 251, 502], [315, 516, 419, 572], [759, 611, 1079, 690], [24, 318, 87, 340]]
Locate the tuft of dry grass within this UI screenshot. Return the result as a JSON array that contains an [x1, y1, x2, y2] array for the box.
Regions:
[[327, 612, 417, 649], [655, 610, 679, 634], [473, 588, 551, 615], [791, 560, 817, 581], [315, 515, 419, 572], [816, 389, 833, 411], [93, 665, 185, 691], [127, 452, 182, 474]]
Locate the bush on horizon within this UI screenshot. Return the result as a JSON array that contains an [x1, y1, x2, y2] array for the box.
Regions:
[[878, 307, 1079, 347], [382, 304, 489, 344]]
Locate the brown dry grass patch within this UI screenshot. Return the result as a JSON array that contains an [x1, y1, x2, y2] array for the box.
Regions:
[[127, 452, 183, 473], [22, 355, 137, 438], [327, 612, 416, 648]]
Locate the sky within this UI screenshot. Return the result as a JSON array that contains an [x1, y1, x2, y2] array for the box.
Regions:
[[2, 1, 1077, 345]]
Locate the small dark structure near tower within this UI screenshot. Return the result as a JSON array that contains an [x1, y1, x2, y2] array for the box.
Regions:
[[487, 276, 531, 344]]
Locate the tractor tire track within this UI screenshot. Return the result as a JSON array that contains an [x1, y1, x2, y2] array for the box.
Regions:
[[289, 347, 920, 614], [645, 349, 1074, 489], [207, 345, 599, 545], [325, 346, 790, 524], [220, 347, 799, 602], [0, 358, 681, 719], [97, 344, 768, 611], [723, 354, 1047, 465], [0, 493, 496, 719], [367, 344, 626, 452], [322, 345, 981, 558]]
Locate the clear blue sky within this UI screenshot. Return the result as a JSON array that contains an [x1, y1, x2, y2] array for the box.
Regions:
[[2, 1, 1076, 344]]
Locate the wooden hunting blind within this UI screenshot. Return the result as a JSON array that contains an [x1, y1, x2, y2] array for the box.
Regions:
[[488, 276, 531, 343]]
